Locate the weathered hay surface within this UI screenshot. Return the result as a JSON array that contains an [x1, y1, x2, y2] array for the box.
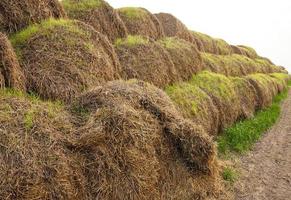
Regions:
[[154, 13, 195, 43], [0, 89, 86, 199], [117, 7, 165, 40], [72, 80, 222, 199], [115, 35, 178, 88], [190, 71, 240, 132], [231, 77, 258, 119], [191, 31, 232, 55], [11, 19, 121, 102], [166, 82, 220, 136], [62, 0, 128, 42], [0, 32, 25, 90], [159, 37, 202, 80], [201, 53, 283, 76], [269, 73, 289, 93], [246, 74, 278, 109], [0, 0, 66, 34]]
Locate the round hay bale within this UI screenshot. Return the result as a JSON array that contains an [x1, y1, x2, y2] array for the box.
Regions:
[[192, 31, 217, 53], [231, 77, 258, 119], [0, 90, 86, 199], [232, 45, 258, 59], [114, 35, 178, 88], [166, 82, 220, 136], [62, 0, 128, 42], [190, 71, 240, 131], [269, 73, 289, 93], [117, 7, 165, 40], [71, 79, 220, 199], [246, 74, 276, 109], [0, 0, 66, 34], [154, 13, 195, 43], [159, 37, 202, 80], [0, 32, 25, 90], [11, 19, 121, 102]]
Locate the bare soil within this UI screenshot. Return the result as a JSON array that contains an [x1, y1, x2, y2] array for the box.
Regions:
[[234, 89, 291, 200]]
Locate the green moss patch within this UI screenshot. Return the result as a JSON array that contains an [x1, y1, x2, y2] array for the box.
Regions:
[[117, 7, 147, 19], [62, 0, 103, 13], [115, 35, 149, 47]]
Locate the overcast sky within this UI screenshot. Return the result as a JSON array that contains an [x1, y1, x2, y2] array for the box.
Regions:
[[107, 0, 291, 72]]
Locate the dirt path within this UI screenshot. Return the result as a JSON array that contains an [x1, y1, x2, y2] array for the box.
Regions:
[[234, 89, 291, 200]]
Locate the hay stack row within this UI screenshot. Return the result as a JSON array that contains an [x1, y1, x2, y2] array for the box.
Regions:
[[167, 71, 290, 136], [0, 0, 290, 199]]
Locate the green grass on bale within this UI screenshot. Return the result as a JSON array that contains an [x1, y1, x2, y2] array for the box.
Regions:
[[218, 83, 290, 154], [62, 0, 103, 13], [118, 7, 147, 19], [115, 35, 149, 47]]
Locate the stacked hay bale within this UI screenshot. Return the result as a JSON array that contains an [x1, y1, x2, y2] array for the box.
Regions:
[[71, 80, 221, 199], [201, 53, 283, 76], [0, 32, 25, 90], [166, 82, 220, 135], [114, 35, 178, 88], [191, 31, 232, 55], [154, 13, 195, 43], [158, 37, 202, 80], [190, 71, 240, 132], [117, 7, 164, 40], [62, 0, 128, 42], [246, 74, 278, 109], [0, 0, 66, 34], [11, 19, 121, 102], [231, 77, 258, 119], [0, 89, 86, 199]]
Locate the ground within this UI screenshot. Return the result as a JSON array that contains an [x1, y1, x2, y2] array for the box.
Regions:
[[234, 89, 291, 200]]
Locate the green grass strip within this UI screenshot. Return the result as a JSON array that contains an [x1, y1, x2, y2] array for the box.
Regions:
[[218, 81, 291, 154]]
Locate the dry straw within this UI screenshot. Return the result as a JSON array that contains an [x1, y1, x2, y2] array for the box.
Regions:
[[0, 32, 25, 90], [0, 0, 66, 34]]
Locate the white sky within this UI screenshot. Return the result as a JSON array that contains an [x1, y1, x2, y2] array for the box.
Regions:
[[107, 0, 291, 72]]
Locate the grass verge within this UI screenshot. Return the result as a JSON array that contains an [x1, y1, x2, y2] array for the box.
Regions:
[[218, 81, 291, 154]]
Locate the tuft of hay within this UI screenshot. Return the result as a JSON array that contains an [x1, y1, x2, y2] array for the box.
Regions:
[[0, 33, 25, 90], [166, 82, 220, 136], [11, 19, 121, 102], [62, 0, 128, 42], [230, 77, 258, 119], [0, 32, 25, 91], [190, 71, 240, 131], [72, 79, 222, 199], [0, 89, 87, 199], [0, 0, 66, 34], [159, 37, 202, 80], [154, 13, 195, 43], [117, 7, 165, 40], [114, 35, 178, 88]]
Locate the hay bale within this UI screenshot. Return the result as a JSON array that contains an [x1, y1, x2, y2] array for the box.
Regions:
[[0, 89, 86, 199], [117, 7, 164, 40], [11, 19, 121, 102], [190, 71, 240, 131], [114, 35, 178, 88], [269, 73, 289, 93], [154, 13, 195, 43], [62, 0, 128, 42], [159, 37, 202, 80], [0, 0, 66, 34], [246, 74, 277, 109], [231, 45, 259, 59], [191, 31, 232, 55], [0, 32, 25, 90], [231, 77, 258, 119], [71, 79, 221, 199], [166, 82, 220, 135]]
